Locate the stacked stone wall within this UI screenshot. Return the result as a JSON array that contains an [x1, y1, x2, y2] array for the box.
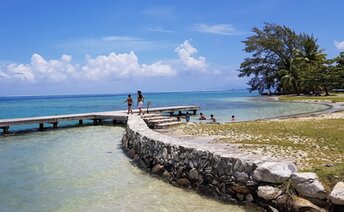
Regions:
[[121, 116, 343, 212]]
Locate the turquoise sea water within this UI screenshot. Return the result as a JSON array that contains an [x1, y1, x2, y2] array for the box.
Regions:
[[0, 89, 328, 127], [0, 90, 329, 211]]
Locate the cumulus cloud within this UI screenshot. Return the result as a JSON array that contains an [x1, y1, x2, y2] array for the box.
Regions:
[[82, 52, 176, 80], [175, 40, 207, 71], [140, 62, 175, 77], [30, 54, 78, 82], [334, 40, 344, 51], [0, 71, 10, 79], [0, 52, 176, 83], [2, 54, 80, 82], [7, 64, 35, 82], [194, 23, 238, 35], [146, 26, 175, 33]]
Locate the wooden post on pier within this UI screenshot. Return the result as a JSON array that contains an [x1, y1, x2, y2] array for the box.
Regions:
[[2, 126, 9, 135], [39, 123, 44, 131], [146, 101, 151, 114], [112, 119, 117, 124], [79, 120, 83, 125], [93, 119, 102, 125], [52, 122, 58, 129], [192, 110, 197, 115]]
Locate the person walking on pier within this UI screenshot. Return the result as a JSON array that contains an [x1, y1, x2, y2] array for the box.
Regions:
[[123, 94, 134, 114], [137, 90, 145, 115]]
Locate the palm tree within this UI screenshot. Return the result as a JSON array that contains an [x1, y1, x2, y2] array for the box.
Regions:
[[279, 58, 302, 95], [297, 34, 327, 95]]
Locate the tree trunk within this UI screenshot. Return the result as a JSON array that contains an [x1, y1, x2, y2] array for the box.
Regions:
[[324, 85, 329, 96], [292, 81, 300, 96]]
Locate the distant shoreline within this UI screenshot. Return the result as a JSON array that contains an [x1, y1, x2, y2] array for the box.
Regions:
[[265, 96, 344, 120]]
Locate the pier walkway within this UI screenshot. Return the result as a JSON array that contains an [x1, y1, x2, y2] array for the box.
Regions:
[[0, 105, 199, 135]]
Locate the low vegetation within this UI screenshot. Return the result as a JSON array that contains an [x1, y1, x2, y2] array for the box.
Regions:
[[181, 117, 344, 190], [279, 92, 344, 102]]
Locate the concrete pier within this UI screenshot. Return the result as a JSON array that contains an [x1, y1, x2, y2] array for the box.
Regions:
[[0, 105, 199, 135]]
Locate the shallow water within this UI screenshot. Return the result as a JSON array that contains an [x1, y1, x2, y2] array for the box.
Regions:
[[0, 126, 255, 212], [192, 97, 328, 122]]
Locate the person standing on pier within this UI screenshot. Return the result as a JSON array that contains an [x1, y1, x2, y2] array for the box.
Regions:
[[137, 90, 145, 115], [123, 94, 134, 114]]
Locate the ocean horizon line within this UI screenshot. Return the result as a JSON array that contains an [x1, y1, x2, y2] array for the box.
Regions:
[[0, 88, 251, 98]]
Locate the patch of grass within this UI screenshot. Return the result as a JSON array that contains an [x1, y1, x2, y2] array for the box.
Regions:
[[279, 93, 344, 102], [182, 118, 344, 190]]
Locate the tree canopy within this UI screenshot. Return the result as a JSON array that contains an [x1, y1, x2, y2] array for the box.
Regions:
[[238, 23, 344, 95]]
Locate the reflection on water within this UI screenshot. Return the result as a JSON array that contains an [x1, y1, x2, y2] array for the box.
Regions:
[[0, 126, 255, 212]]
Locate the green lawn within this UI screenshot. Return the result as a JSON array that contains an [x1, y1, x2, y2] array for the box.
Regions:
[[279, 93, 344, 102], [181, 118, 344, 190]]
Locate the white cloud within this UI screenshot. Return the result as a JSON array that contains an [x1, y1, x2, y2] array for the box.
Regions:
[[146, 26, 175, 33], [175, 40, 207, 71], [81, 52, 176, 80], [0, 71, 9, 79], [141, 62, 176, 77], [30, 54, 76, 82], [194, 23, 238, 35], [59, 35, 176, 54], [82, 52, 141, 80], [102, 36, 140, 42], [7, 64, 35, 82], [334, 40, 344, 51], [1, 52, 176, 83]]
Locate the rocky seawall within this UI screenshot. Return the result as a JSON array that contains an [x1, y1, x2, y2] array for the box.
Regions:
[[121, 115, 344, 212]]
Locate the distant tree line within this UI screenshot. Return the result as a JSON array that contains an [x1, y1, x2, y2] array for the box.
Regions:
[[238, 23, 344, 95]]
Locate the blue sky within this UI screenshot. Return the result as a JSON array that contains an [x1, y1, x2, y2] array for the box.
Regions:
[[1, 0, 343, 96]]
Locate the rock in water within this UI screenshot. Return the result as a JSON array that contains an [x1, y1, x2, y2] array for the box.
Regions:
[[127, 149, 136, 158], [151, 164, 165, 175], [176, 178, 191, 188]]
